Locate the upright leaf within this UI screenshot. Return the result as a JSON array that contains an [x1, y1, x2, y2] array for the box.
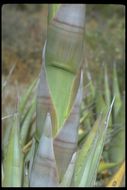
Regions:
[[108, 127, 125, 163], [74, 98, 115, 187], [74, 115, 102, 186], [104, 64, 112, 127], [30, 113, 59, 187], [19, 79, 37, 117], [53, 71, 83, 180], [108, 65, 125, 163], [60, 152, 77, 187], [20, 101, 36, 147], [113, 63, 122, 120], [45, 4, 85, 136], [104, 65, 111, 109], [3, 114, 23, 187]]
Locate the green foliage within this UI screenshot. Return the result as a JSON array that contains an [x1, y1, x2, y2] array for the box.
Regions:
[[3, 61, 125, 187], [2, 4, 125, 188], [2, 79, 37, 187], [2, 63, 125, 187], [3, 114, 22, 187]]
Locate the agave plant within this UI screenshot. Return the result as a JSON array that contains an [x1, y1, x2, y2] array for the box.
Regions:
[[81, 62, 125, 187], [2, 4, 125, 187]]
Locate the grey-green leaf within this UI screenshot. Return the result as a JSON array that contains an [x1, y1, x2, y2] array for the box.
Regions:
[[3, 114, 23, 187]]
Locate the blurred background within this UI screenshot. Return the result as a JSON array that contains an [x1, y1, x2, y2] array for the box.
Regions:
[[2, 4, 125, 115]]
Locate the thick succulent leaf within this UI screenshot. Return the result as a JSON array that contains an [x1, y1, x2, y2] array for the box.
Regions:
[[18, 79, 37, 117], [83, 69, 95, 128], [36, 4, 85, 138], [79, 131, 104, 187], [104, 65, 112, 127], [79, 98, 115, 187], [74, 98, 115, 187], [108, 128, 125, 163], [106, 161, 125, 187], [36, 42, 57, 140], [45, 66, 76, 133], [3, 114, 23, 187], [30, 113, 59, 187], [2, 118, 12, 157], [104, 65, 111, 108], [74, 115, 102, 186], [53, 71, 83, 180], [108, 66, 125, 163], [60, 152, 77, 187], [108, 100, 125, 163], [86, 69, 95, 101], [96, 93, 107, 117], [20, 101, 36, 147], [115, 101, 125, 126], [45, 4, 85, 136], [36, 41, 64, 139], [113, 63, 122, 120]]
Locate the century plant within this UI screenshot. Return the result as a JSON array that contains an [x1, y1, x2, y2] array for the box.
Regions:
[[2, 4, 125, 187], [30, 4, 85, 186]]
